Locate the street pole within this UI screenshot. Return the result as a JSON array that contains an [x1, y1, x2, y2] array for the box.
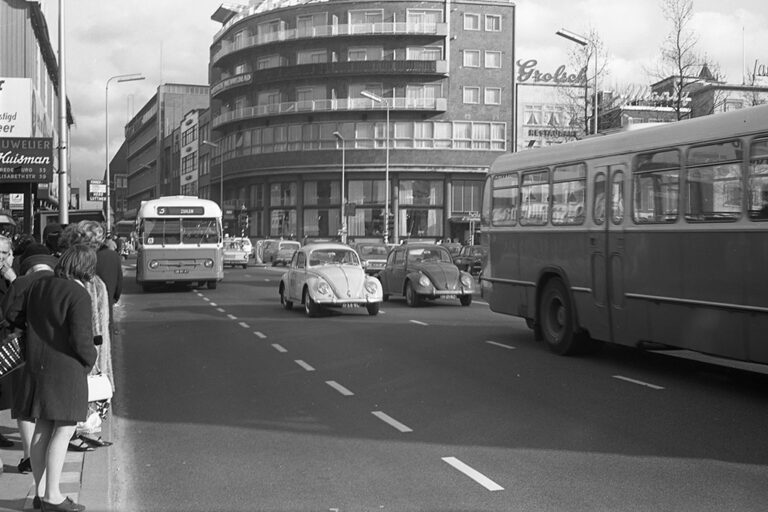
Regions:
[[106, 73, 144, 232], [555, 28, 596, 135], [360, 91, 391, 243], [57, 0, 68, 225], [332, 132, 346, 243]]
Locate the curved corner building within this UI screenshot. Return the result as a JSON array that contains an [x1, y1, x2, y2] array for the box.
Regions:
[[208, 0, 515, 243]]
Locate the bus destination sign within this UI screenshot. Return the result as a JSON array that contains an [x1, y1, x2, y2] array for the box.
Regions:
[[157, 206, 205, 216]]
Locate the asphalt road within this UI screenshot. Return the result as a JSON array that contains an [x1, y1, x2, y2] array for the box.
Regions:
[[108, 264, 768, 512]]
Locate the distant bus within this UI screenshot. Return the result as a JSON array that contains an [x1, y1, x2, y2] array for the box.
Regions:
[[135, 196, 223, 291], [480, 104, 768, 366]]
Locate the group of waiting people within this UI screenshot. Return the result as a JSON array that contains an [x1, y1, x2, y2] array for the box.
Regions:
[[0, 221, 123, 512]]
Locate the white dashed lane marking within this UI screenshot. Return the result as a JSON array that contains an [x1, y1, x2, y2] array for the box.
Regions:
[[442, 457, 504, 492], [371, 411, 413, 433], [294, 360, 315, 371], [409, 320, 429, 326], [325, 381, 354, 396], [227, 314, 238, 320], [613, 375, 664, 390], [272, 344, 287, 353], [239, 322, 250, 329], [485, 340, 515, 350], [254, 331, 267, 339]]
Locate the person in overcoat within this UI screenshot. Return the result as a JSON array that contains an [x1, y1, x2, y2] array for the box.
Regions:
[[13, 244, 97, 512]]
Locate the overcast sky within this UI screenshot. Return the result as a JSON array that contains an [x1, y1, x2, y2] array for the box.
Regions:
[[40, 0, 768, 208]]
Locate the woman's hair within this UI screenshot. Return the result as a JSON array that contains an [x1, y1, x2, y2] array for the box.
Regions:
[[58, 220, 107, 251], [55, 243, 97, 281]]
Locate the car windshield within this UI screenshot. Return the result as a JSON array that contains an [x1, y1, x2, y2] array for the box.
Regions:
[[471, 247, 487, 256], [309, 249, 360, 266], [280, 242, 301, 250], [142, 218, 219, 245], [358, 245, 388, 257], [407, 247, 451, 263]]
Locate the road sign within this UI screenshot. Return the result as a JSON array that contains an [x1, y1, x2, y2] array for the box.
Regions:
[[87, 179, 107, 201]]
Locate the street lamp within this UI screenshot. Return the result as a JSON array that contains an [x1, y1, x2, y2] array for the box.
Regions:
[[332, 132, 347, 243], [556, 28, 598, 135], [106, 73, 144, 232], [360, 90, 393, 243], [201, 140, 224, 210]]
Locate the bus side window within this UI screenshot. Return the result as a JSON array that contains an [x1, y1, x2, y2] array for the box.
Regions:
[[633, 150, 680, 224], [747, 137, 768, 220], [611, 169, 626, 224], [593, 172, 607, 224]]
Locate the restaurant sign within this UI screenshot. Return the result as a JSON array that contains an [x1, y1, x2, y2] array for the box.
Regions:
[[0, 137, 53, 182], [517, 59, 587, 86]]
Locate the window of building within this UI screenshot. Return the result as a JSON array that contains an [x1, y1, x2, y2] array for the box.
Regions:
[[407, 46, 443, 60], [485, 14, 502, 31], [347, 207, 385, 237], [485, 51, 502, 69], [464, 13, 481, 30], [349, 9, 384, 26], [452, 180, 482, 213], [298, 49, 328, 64], [182, 126, 196, 146], [181, 153, 196, 176], [401, 208, 443, 237], [296, 12, 327, 37], [485, 87, 501, 105], [304, 180, 340, 206], [234, 63, 249, 75], [348, 180, 386, 204], [303, 208, 340, 237], [256, 54, 281, 69], [250, 184, 264, 209], [406, 9, 443, 25], [270, 209, 297, 237], [399, 180, 443, 206], [348, 47, 382, 61], [270, 182, 297, 206], [463, 50, 481, 67], [463, 87, 480, 104]]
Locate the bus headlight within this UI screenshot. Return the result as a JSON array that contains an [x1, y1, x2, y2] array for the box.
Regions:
[[203, 259, 214, 268], [418, 274, 431, 287], [149, 260, 159, 269], [460, 274, 473, 287]]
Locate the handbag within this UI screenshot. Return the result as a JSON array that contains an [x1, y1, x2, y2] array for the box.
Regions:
[[0, 332, 24, 378], [87, 372, 113, 402]]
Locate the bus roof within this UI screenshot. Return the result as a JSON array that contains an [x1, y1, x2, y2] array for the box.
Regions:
[[137, 196, 222, 218], [492, 103, 768, 173]]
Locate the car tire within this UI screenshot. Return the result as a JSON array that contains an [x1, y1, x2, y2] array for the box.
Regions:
[[405, 281, 421, 307], [366, 303, 380, 316], [280, 285, 293, 310], [459, 294, 472, 306], [304, 289, 320, 318]]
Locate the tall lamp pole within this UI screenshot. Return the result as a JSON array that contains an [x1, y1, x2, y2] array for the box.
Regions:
[[360, 90, 392, 243], [106, 73, 144, 232], [556, 28, 597, 135], [332, 132, 347, 243]]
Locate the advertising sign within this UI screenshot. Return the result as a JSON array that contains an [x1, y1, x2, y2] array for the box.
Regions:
[[0, 137, 53, 182], [87, 179, 107, 201], [0, 77, 33, 137]]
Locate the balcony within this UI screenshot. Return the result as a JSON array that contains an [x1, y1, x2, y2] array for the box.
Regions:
[[212, 97, 449, 129], [212, 22, 448, 64]]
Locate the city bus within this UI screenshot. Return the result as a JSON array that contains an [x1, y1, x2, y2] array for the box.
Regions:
[[480, 104, 768, 367], [135, 196, 223, 291]]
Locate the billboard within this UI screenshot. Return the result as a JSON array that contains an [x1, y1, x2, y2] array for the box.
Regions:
[[0, 78, 33, 137], [0, 137, 54, 182]]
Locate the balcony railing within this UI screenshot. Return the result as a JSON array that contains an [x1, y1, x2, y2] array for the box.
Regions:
[[212, 97, 449, 129], [212, 22, 448, 63]]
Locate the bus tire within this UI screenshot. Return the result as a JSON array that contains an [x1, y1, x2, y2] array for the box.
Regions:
[[304, 289, 321, 317], [539, 278, 584, 355], [207, 280, 218, 290]]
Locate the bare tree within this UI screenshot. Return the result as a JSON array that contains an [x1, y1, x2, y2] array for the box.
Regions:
[[658, 0, 700, 119]]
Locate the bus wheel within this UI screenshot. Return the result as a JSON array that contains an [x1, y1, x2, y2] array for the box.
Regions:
[[539, 278, 582, 355], [207, 280, 218, 290], [280, 285, 293, 310], [405, 282, 421, 307], [304, 289, 321, 318]]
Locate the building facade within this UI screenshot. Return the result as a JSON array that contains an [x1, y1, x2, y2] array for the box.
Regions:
[[207, 0, 515, 244]]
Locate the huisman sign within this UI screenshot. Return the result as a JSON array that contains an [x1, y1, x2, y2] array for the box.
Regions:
[[0, 137, 54, 182]]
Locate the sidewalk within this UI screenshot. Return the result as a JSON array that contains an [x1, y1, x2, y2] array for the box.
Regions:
[[0, 409, 111, 512]]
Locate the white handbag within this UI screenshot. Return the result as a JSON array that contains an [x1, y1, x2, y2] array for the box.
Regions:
[[88, 372, 113, 402]]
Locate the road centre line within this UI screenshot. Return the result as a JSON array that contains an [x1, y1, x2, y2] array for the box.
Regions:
[[272, 344, 287, 353], [485, 340, 515, 350], [441, 457, 504, 492], [203, 297, 210, 302], [409, 320, 429, 326], [216, 308, 225, 313], [294, 360, 315, 371], [613, 375, 665, 390], [209, 302, 217, 307], [227, 314, 238, 320], [325, 380, 354, 396], [239, 322, 250, 329], [371, 411, 413, 433], [254, 331, 267, 339]]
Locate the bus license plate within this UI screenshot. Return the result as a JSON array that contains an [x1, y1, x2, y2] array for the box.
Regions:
[[174, 269, 189, 274]]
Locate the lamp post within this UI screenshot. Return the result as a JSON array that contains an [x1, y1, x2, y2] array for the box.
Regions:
[[106, 73, 144, 232], [202, 140, 224, 210], [360, 90, 392, 243], [556, 28, 598, 135], [332, 131, 347, 243]]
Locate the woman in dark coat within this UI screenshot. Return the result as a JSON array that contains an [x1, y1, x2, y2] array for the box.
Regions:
[[14, 244, 97, 512]]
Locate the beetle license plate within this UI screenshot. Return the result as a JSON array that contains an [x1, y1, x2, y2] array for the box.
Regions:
[[443, 294, 456, 300], [174, 269, 189, 274]]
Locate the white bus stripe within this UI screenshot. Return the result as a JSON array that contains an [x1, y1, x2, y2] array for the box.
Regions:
[[613, 375, 664, 390], [442, 457, 504, 491], [272, 344, 287, 353], [295, 360, 315, 371], [485, 340, 515, 350], [372, 411, 413, 433], [326, 381, 354, 396]]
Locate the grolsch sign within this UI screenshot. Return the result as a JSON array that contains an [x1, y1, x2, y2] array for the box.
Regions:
[[0, 137, 53, 182], [516, 59, 587, 86]]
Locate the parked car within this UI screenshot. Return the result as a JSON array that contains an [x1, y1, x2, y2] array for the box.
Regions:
[[453, 245, 487, 276], [378, 243, 474, 306], [222, 239, 250, 268], [263, 239, 299, 265], [272, 240, 301, 266], [278, 243, 383, 317], [351, 242, 390, 275], [233, 237, 254, 260]]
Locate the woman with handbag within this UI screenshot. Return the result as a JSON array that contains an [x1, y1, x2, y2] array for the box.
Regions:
[[13, 244, 97, 512]]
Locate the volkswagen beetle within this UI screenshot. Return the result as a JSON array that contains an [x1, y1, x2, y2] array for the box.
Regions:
[[278, 243, 383, 317], [378, 243, 474, 306]]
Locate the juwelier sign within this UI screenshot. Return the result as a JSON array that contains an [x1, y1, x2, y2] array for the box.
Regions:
[[0, 137, 53, 182]]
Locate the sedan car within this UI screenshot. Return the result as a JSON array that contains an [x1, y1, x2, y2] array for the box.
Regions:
[[351, 242, 390, 275], [272, 240, 301, 266], [453, 245, 487, 276], [222, 239, 250, 268], [378, 243, 474, 306], [278, 243, 383, 317]]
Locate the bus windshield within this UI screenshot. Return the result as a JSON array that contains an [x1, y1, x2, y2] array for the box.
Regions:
[[141, 218, 220, 245]]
